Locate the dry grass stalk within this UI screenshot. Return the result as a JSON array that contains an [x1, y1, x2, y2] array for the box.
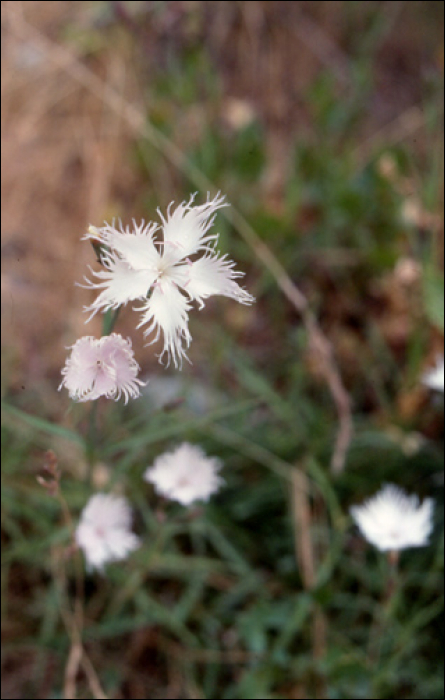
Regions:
[[292, 468, 327, 695]]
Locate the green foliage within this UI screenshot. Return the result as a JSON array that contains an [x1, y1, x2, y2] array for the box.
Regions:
[[423, 266, 445, 333], [2, 1, 444, 698]]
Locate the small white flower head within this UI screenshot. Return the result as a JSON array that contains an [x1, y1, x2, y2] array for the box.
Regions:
[[60, 333, 145, 403], [144, 442, 224, 506], [350, 484, 434, 552], [422, 356, 444, 393], [82, 193, 255, 368], [75, 493, 140, 571]]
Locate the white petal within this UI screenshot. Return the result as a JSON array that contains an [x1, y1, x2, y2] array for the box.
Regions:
[[88, 366, 118, 400], [85, 221, 160, 272], [76, 494, 140, 570], [59, 337, 99, 400], [158, 193, 228, 264], [99, 333, 146, 403], [75, 522, 109, 568], [105, 221, 161, 271], [350, 484, 435, 551], [144, 443, 223, 505], [136, 282, 192, 369], [82, 253, 157, 317], [60, 335, 145, 403], [409, 499, 435, 546], [422, 356, 444, 392], [82, 493, 133, 530], [105, 528, 140, 561], [174, 253, 255, 307]]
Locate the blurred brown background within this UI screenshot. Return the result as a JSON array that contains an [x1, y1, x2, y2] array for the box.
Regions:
[[1, 1, 443, 400]]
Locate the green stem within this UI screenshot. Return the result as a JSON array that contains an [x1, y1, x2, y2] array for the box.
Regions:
[[102, 307, 121, 335], [85, 400, 99, 480], [84, 306, 122, 479], [368, 551, 400, 679]]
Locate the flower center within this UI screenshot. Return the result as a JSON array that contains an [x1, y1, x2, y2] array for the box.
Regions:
[[156, 259, 170, 278], [151, 260, 173, 293]]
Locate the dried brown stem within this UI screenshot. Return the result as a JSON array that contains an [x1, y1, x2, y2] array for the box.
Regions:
[[292, 468, 327, 696], [292, 469, 316, 589], [61, 607, 109, 700], [46, 469, 108, 700]]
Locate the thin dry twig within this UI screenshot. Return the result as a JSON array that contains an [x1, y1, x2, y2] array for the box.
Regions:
[[62, 611, 109, 700], [292, 468, 327, 697], [42, 452, 108, 700], [53, 549, 109, 700], [292, 469, 316, 590], [7, 9, 353, 472], [305, 317, 353, 475], [64, 633, 83, 700], [80, 652, 110, 700]]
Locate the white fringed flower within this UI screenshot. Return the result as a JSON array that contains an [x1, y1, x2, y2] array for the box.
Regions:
[[75, 493, 140, 570], [82, 193, 255, 368], [350, 484, 434, 552], [422, 356, 444, 392], [144, 442, 224, 506], [60, 334, 145, 403]]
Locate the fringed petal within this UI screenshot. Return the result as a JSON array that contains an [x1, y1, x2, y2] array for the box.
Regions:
[[158, 192, 229, 265], [136, 282, 192, 369], [81, 254, 157, 319], [173, 252, 255, 308]]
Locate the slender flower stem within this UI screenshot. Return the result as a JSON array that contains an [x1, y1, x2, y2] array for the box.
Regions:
[[368, 550, 400, 670], [385, 549, 400, 600], [85, 400, 99, 477], [85, 306, 122, 478], [102, 306, 121, 336]]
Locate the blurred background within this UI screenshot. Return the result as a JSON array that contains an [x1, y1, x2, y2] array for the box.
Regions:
[[1, 2, 444, 699]]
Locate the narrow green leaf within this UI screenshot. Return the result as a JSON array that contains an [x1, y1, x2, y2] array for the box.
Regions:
[[1, 403, 84, 446]]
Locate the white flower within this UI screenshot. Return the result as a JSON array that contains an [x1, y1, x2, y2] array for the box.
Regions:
[[75, 493, 140, 570], [144, 442, 224, 506], [422, 356, 444, 392], [350, 484, 434, 552], [82, 193, 255, 368], [60, 334, 145, 403]]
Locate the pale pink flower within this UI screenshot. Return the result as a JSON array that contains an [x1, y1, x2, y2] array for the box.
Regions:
[[60, 334, 145, 403], [350, 484, 434, 552], [82, 193, 255, 368], [144, 442, 224, 506], [76, 493, 140, 570], [422, 356, 444, 393]]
